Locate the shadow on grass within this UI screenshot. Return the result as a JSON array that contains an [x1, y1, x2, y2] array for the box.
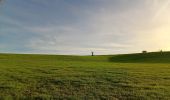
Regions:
[[108, 52, 170, 63]]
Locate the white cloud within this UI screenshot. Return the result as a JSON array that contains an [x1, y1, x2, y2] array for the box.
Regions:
[[2, 0, 170, 54], [25, 0, 170, 54]]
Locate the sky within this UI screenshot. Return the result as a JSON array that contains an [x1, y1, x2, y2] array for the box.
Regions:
[[0, 0, 170, 55]]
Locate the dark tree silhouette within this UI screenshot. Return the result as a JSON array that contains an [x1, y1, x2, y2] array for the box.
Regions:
[[142, 51, 147, 53]]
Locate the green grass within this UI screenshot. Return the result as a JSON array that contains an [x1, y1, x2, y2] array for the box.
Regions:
[[109, 51, 170, 63], [0, 53, 170, 99]]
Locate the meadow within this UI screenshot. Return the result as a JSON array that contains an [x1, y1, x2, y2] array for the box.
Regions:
[[0, 52, 170, 99]]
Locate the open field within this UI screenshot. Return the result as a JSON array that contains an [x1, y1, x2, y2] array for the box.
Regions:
[[0, 52, 170, 99]]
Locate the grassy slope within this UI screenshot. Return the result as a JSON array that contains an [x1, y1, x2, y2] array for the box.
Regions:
[[110, 51, 170, 63], [0, 53, 170, 99]]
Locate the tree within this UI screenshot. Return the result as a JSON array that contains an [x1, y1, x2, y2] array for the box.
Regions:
[[142, 50, 147, 53]]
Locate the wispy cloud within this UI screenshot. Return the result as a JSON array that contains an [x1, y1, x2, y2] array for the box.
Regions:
[[1, 0, 170, 54], [152, 0, 170, 21]]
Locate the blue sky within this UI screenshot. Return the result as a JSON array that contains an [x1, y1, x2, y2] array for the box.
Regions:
[[1, 0, 170, 55]]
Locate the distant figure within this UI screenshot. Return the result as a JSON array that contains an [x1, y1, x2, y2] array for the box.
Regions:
[[91, 52, 94, 56], [160, 50, 163, 53], [142, 51, 147, 53]]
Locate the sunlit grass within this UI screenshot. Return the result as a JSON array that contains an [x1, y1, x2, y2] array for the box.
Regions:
[[0, 53, 170, 99]]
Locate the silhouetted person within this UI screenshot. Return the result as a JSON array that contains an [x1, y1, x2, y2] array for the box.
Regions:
[[91, 52, 94, 56], [160, 50, 163, 53]]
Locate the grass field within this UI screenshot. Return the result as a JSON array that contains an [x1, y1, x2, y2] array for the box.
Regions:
[[0, 52, 170, 100]]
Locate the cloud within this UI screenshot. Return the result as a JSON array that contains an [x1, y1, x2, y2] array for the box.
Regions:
[[1, 0, 170, 54]]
